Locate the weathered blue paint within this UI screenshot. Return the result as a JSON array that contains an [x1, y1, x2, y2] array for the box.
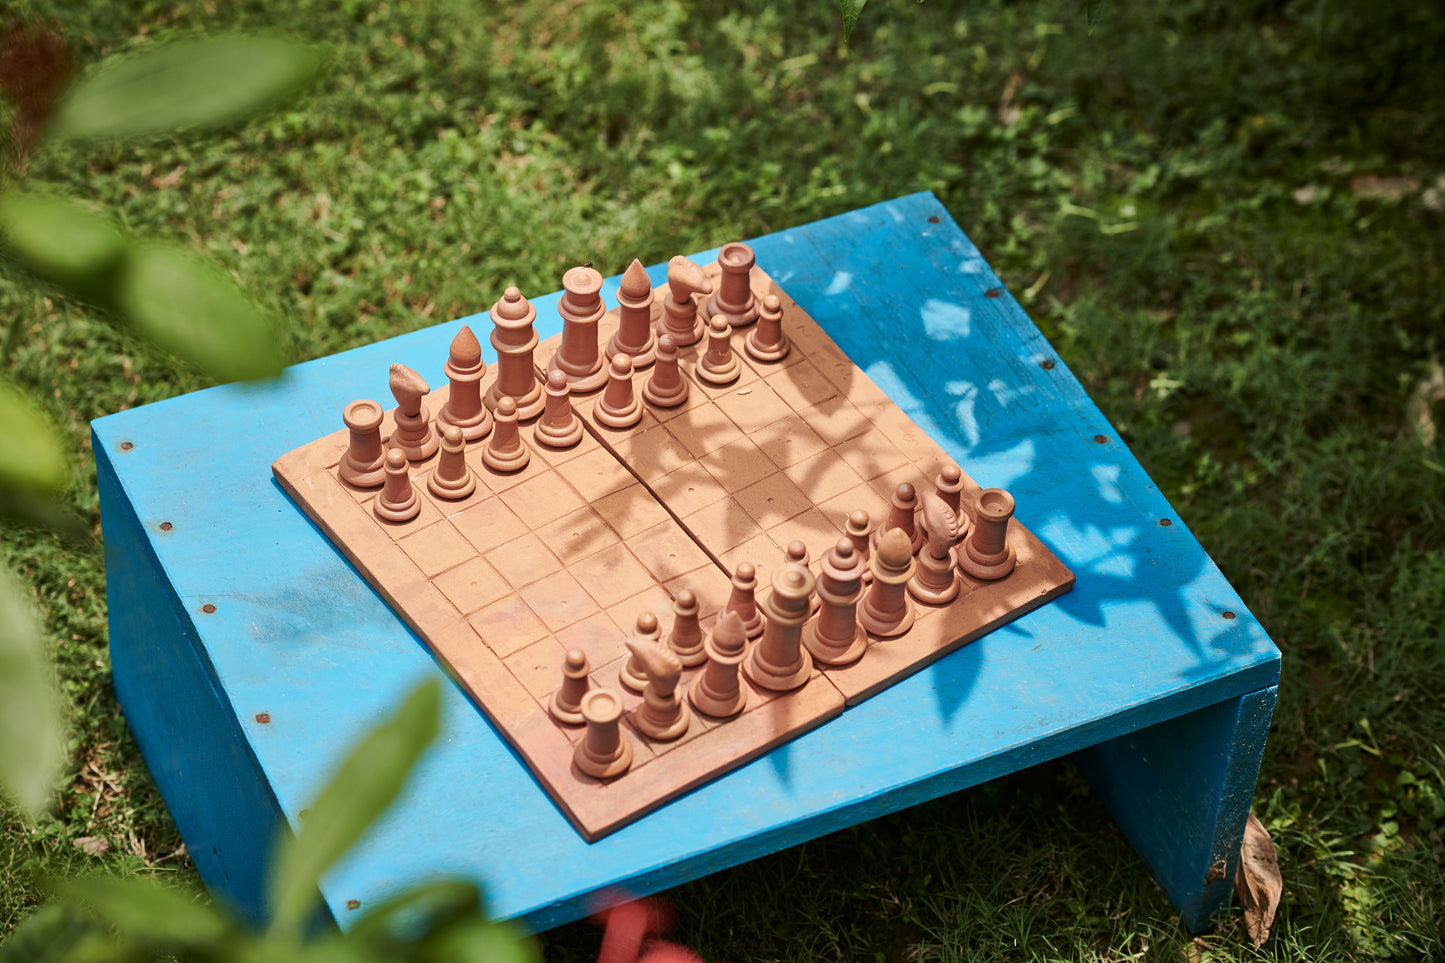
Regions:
[[95, 192, 1280, 933]]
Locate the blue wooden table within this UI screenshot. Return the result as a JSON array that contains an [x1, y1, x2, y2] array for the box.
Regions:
[[95, 192, 1280, 933]]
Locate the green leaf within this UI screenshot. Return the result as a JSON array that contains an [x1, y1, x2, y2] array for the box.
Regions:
[[418, 920, 541, 963], [349, 880, 482, 940], [0, 380, 68, 497], [114, 242, 284, 382], [49, 34, 321, 142], [0, 562, 64, 816], [268, 679, 442, 937], [58, 875, 231, 949], [841, 0, 869, 39], [0, 190, 125, 292]]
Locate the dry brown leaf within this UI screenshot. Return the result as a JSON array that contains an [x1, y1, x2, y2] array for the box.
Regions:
[[1350, 174, 1419, 202], [1234, 811, 1282, 946]]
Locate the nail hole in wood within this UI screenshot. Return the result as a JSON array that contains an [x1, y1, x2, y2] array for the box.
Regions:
[[985, 288, 1002, 298], [255, 712, 271, 724], [119, 441, 134, 451], [346, 900, 362, 911], [159, 521, 173, 531], [1040, 359, 1056, 370], [928, 215, 940, 224], [202, 603, 216, 614], [1222, 611, 1236, 620], [1159, 519, 1172, 527], [1093, 434, 1108, 444]]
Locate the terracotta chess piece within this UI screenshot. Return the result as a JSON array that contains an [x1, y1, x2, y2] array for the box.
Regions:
[[548, 264, 609, 393], [427, 425, 476, 500], [873, 481, 923, 556], [388, 363, 438, 461], [666, 589, 706, 667], [802, 537, 868, 666], [783, 540, 821, 615], [625, 637, 691, 741], [573, 689, 633, 780], [845, 508, 874, 586], [658, 255, 710, 348], [859, 527, 917, 637], [742, 562, 816, 692], [642, 334, 689, 408], [695, 315, 741, 387], [706, 241, 759, 328], [595, 353, 643, 429], [960, 487, 1017, 580], [723, 561, 765, 641], [688, 609, 748, 719], [619, 611, 661, 692], [744, 294, 789, 363], [485, 286, 544, 420], [482, 396, 530, 473], [434, 324, 493, 443], [534, 369, 584, 449], [909, 492, 961, 605], [932, 462, 970, 544], [338, 399, 386, 488], [374, 448, 420, 523], [549, 649, 590, 726], [606, 258, 657, 369]]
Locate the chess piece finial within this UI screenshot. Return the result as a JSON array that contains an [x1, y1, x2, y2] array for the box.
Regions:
[[695, 314, 741, 386], [388, 363, 439, 461], [339, 399, 386, 488], [744, 293, 789, 363], [427, 425, 476, 500], [534, 369, 584, 449], [659, 255, 710, 347], [574, 689, 633, 780], [873, 482, 923, 556], [859, 527, 917, 637], [595, 353, 643, 429], [486, 286, 545, 419], [667, 589, 706, 667], [689, 609, 748, 718], [642, 333, 690, 408], [723, 561, 765, 641], [482, 396, 530, 473], [548, 265, 609, 393], [909, 492, 961, 604], [845, 508, 874, 585], [619, 611, 661, 692], [607, 258, 658, 369], [374, 448, 420, 523], [707, 242, 759, 328], [435, 325, 493, 443], [932, 463, 970, 544], [959, 487, 1017, 580], [625, 636, 691, 741], [549, 649, 590, 726], [803, 537, 869, 665], [743, 562, 816, 692], [784, 540, 821, 615]]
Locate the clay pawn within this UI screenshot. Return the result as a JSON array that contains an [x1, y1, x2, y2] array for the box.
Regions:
[[374, 448, 420, 523], [657, 255, 710, 347], [573, 689, 633, 780], [960, 487, 1018, 580], [859, 528, 917, 637], [339, 399, 386, 488], [783, 540, 821, 615], [845, 509, 874, 586], [427, 425, 476, 500], [482, 396, 530, 473], [873, 482, 924, 556], [932, 463, 970, 544], [435, 324, 493, 443], [534, 369, 584, 449], [667, 589, 706, 667], [625, 637, 691, 741], [548, 264, 609, 393], [606, 258, 658, 368], [744, 294, 790, 363], [388, 363, 439, 461], [908, 492, 961, 604], [802, 538, 869, 666], [706, 241, 759, 328], [594, 353, 643, 429], [619, 612, 661, 692], [549, 649, 591, 726], [742, 563, 816, 692], [642, 334, 690, 408], [695, 314, 741, 387], [723, 562, 765, 641], [485, 287, 544, 420], [689, 609, 748, 719]]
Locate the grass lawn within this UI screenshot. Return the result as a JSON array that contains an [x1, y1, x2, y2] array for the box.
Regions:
[[3, 0, 1443, 959]]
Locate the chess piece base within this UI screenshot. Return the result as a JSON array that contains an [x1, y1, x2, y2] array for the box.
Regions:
[[574, 735, 633, 780], [634, 705, 690, 741], [744, 328, 790, 363], [435, 407, 493, 444], [426, 468, 476, 501], [482, 444, 530, 473], [374, 490, 419, 524], [484, 383, 545, 421], [695, 355, 741, 387], [619, 659, 647, 693], [534, 418, 584, 449], [960, 542, 1017, 581], [909, 549, 961, 605], [858, 592, 916, 638], [642, 376, 689, 408], [595, 396, 643, 430], [339, 459, 385, 488], [742, 643, 812, 692], [549, 691, 584, 726], [802, 619, 868, 666], [688, 672, 747, 719]]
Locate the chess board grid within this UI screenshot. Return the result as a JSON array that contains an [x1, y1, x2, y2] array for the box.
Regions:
[[273, 265, 1073, 840]]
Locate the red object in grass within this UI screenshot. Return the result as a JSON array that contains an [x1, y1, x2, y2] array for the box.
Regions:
[[593, 896, 704, 963]]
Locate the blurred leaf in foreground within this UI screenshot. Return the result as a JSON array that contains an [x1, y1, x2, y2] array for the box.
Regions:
[[840, 0, 869, 39], [115, 242, 284, 382], [0, 190, 124, 293], [268, 679, 442, 938], [0, 378, 67, 497], [57, 875, 232, 951], [0, 562, 64, 816], [49, 34, 321, 142]]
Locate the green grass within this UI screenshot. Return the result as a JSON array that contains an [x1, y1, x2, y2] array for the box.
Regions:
[[4, 0, 1445, 958]]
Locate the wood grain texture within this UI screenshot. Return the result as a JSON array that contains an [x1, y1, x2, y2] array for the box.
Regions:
[[95, 192, 1280, 931]]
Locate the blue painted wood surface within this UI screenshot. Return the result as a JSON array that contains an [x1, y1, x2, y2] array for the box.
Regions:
[[95, 192, 1280, 931]]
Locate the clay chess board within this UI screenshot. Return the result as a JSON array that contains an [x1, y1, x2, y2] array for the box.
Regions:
[[273, 259, 1075, 840]]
